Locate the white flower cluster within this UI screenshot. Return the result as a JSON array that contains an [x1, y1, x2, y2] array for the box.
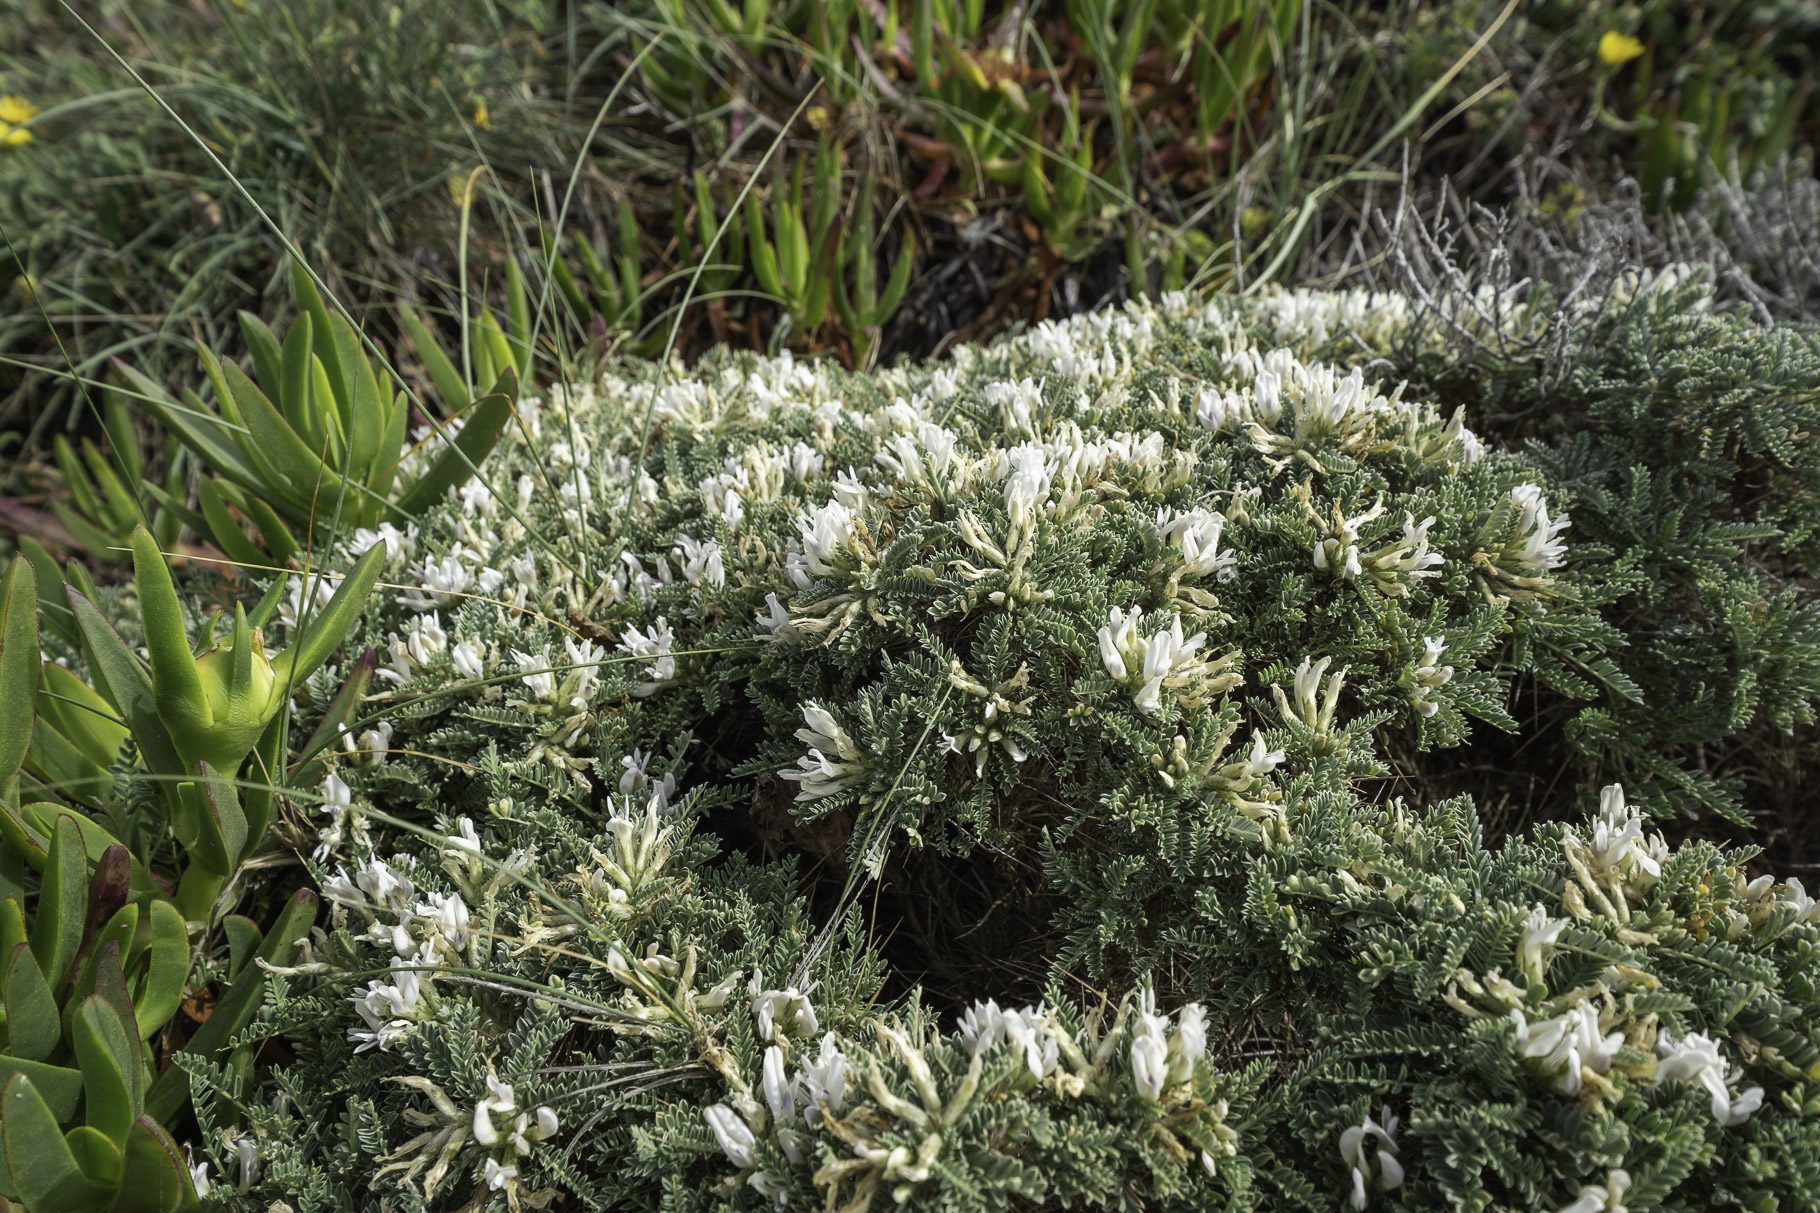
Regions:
[[699, 980, 1235, 1207], [1338, 1106, 1404, 1210], [324, 836, 481, 1053], [469, 1074, 561, 1192], [1655, 1031, 1765, 1126], [1097, 605, 1240, 715], [779, 703, 870, 802], [1406, 636, 1454, 717], [1128, 990, 1207, 1103]]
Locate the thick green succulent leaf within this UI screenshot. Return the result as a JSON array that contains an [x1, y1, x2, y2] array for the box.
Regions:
[[110, 1117, 191, 1213], [129, 901, 188, 1045], [389, 373, 516, 521], [221, 360, 357, 514], [11, 807, 155, 902], [65, 1123, 125, 1194], [279, 313, 320, 452], [1, 1074, 113, 1212], [29, 815, 87, 991], [221, 916, 261, 981], [65, 908, 138, 1046], [38, 664, 129, 772], [0, 1058, 82, 1123], [16, 538, 76, 650], [236, 311, 284, 403], [180, 766, 245, 879], [196, 479, 268, 570], [112, 359, 255, 493], [290, 259, 347, 419], [267, 538, 386, 690], [143, 888, 316, 1123], [65, 587, 183, 784], [237, 716, 283, 865], [129, 527, 210, 742], [73, 994, 139, 1146], [4, 941, 60, 1063], [23, 723, 113, 807], [0, 555, 39, 792], [398, 305, 469, 411]]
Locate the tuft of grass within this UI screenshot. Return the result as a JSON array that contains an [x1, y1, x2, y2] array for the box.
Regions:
[[0, 0, 606, 445]]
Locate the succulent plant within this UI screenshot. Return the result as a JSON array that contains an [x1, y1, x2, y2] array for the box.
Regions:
[[0, 815, 197, 1213]]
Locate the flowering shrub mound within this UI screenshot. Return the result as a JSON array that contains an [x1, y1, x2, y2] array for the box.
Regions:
[[53, 284, 1820, 1211]]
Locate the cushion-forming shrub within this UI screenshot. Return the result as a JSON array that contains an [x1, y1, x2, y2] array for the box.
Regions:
[[103, 284, 1819, 1211]]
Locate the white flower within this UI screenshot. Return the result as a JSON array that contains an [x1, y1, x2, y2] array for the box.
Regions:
[[799, 1033, 850, 1124], [1339, 1108, 1404, 1211], [483, 1158, 518, 1191], [185, 1149, 210, 1199], [355, 858, 414, 910], [512, 647, 556, 700], [779, 703, 868, 801], [1509, 483, 1571, 573], [750, 978, 820, 1041], [1511, 1002, 1622, 1094], [451, 640, 486, 681], [674, 533, 726, 588], [348, 964, 423, 1052], [1588, 784, 1664, 881], [313, 772, 355, 861], [1519, 904, 1568, 988], [796, 499, 860, 578], [1556, 1169, 1631, 1213], [1408, 635, 1453, 717], [958, 999, 1006, 1056], [985, 377, 1044, 436], [413, 891, 471, 959], [1654, 1031, 1764, 1125], [1157, 507, 1237, 581], [1167, 1003, 1207, 1084], [1001, 443, 1053, 527], [762, 1045, 796, 1122], [1778, 876, 1820, 923], [562, 634, 606, 709], [345, 522, 415, 570], [447, 817, 482, 855], [703, 1104, 756, 1169], [474, 1102, 501, 1146], [398, 553, 475, 612], [352, 720, 394, 766], [1131, 1006, 1169, 1102], [616, 617, 678, 697], [1195, 387, 1249, 431], [1280, 655, 1347, 733], [1097, 605, 1216, 715], [233, 1134, 261, 1193]]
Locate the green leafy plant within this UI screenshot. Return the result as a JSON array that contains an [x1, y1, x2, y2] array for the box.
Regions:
[[540, 199, 650, 350], [1021, 90, 1108, 263], [0, 817, 199, 1213], [42, 389, 184, 566], [745, 139, 842, 345], [832, 172, 915, 369], [149, 282, 1820, 1213], [114, 262, 518, 565], [18, 528, 383, 924]]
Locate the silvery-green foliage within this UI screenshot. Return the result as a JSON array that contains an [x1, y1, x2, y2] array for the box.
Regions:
[[171, 280, 1820, 1213]]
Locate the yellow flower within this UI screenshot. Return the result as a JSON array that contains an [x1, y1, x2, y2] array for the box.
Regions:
[[472, 100, 491, 131], [1598, 31, 1645, 67], [0, 95, 37, 147]]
